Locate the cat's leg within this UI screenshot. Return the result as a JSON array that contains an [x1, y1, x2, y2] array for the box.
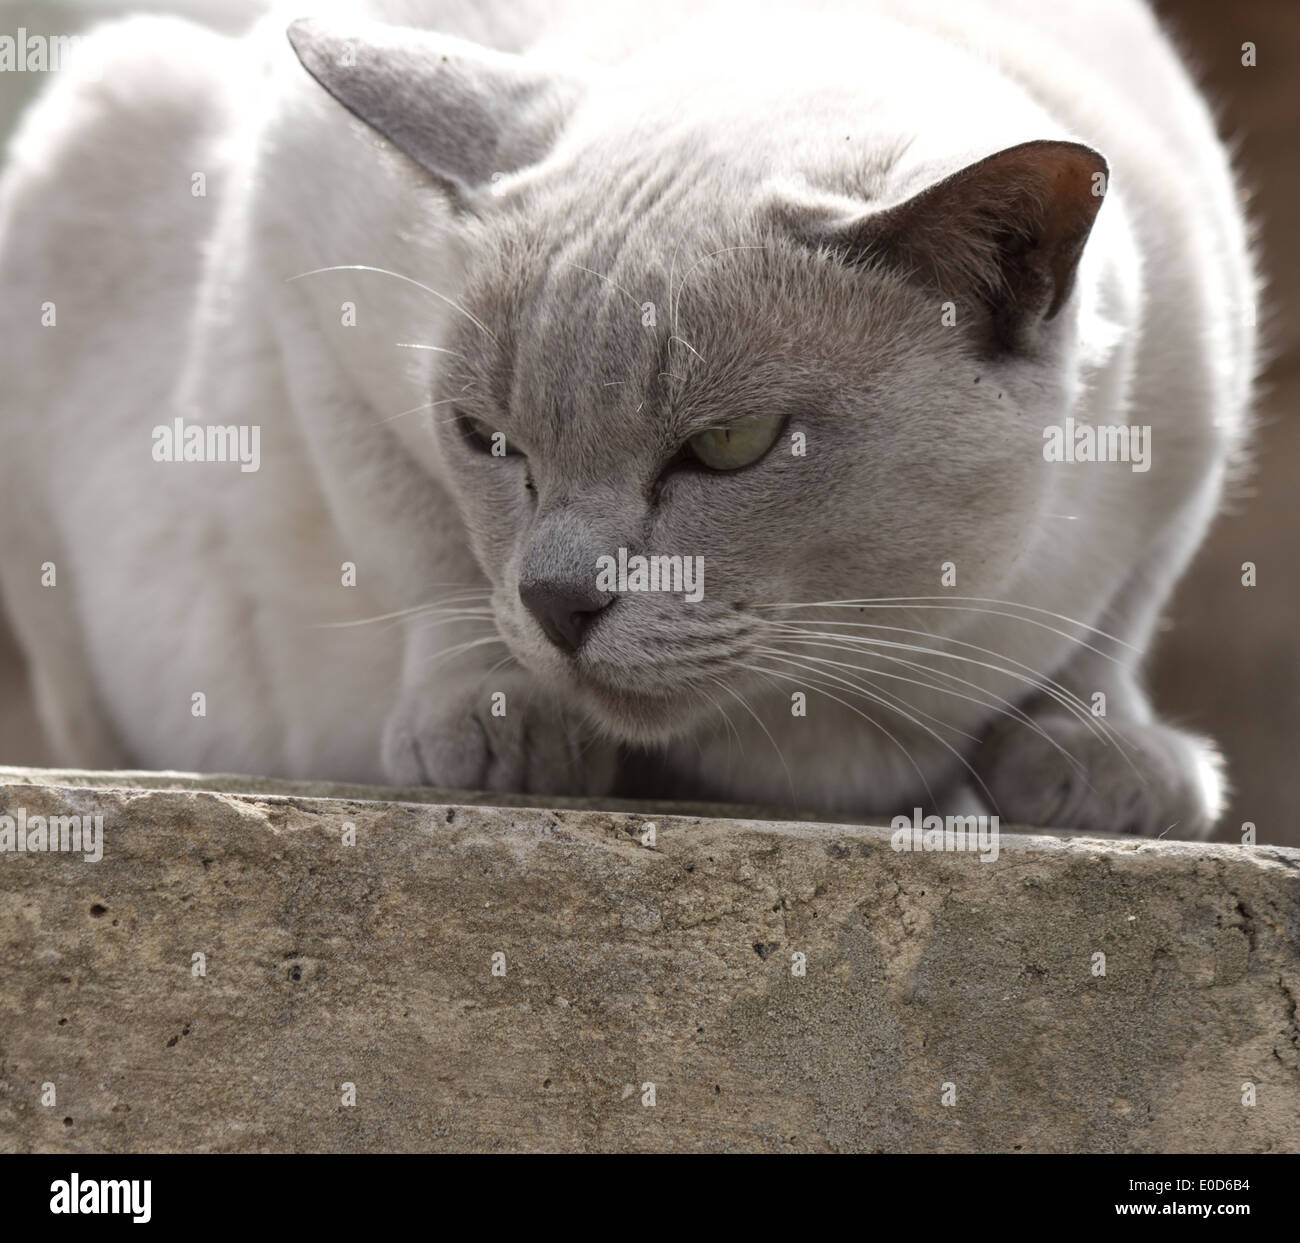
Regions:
[[379, 621, 617, 795], [973, 696, 1222, 839], [381, 669, 618, 795], [0, 567, 128, 770], [973, 494, 1226, 839]]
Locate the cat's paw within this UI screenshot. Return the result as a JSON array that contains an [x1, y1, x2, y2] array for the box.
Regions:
[[381, 677, 617, 796], [972, 711, 1224, 839]]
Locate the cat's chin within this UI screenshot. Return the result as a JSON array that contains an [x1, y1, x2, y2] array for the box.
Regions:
[[566, 675, 706, 746]]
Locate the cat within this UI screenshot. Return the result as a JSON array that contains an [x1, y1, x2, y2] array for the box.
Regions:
[[0, 0, 1255, 837]]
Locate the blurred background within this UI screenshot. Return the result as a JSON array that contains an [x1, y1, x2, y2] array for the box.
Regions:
[[0, 0, 1295, 844], [1144, 0, 1299, 847]]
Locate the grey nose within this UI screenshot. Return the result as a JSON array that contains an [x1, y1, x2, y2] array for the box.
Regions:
[[519, 578, 613, 652]]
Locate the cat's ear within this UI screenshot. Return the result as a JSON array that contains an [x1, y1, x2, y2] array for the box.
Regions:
[[815, 140, 1108, 351], [286, 17, 585, 206]]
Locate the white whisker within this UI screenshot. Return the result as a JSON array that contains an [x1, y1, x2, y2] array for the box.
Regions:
[[560, 260, 640, 307], [395, 343, 462, 356], [372, 396, 462, 426], [671, 244, 768, 336], [715, 676, 798, 806], [740, 661, 940, 809], [311, 590, 493, 630], [669, 334, 705, 363], [756, 642, 1084, 773], [285, 264, 497, 344], [753, 652, 999, 811], [761, 620, 1114, 748], [756, 596, 1139, 653]]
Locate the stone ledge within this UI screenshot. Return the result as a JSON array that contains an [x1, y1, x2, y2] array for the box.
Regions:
[[0, 767, 1296, 1152]]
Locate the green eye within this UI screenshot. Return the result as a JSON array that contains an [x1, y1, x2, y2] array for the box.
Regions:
[[686, 413, 784, 470]]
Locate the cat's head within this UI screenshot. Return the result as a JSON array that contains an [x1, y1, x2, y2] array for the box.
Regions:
[[289, 17, 1108, 744]]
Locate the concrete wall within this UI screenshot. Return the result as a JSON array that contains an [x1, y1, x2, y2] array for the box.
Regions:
[[1, 768, 1296, 1152]]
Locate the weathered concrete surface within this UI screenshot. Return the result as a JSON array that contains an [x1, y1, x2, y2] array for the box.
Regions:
[[0, 768, 1296, 1153]]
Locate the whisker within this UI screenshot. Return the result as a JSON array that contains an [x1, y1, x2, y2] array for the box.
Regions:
[[285, 264, 497, 344], [666, 239, 684, 346], [671, 244, 768, 336], [760, 636, 1035, 727], [754, 645, 981, 742], [372, 396, 462, 426], [700, 677, 745, 766], [714, 676, 798, 807], [560, 260, 641, 308], [310, 591, 493, 630], [756, 642, 1084, 773], [751, 652, 1000, 812], [838, 646, 1079, 761], [756, 596, 1140, 653], [761, 621, 1114, 748], [480, 652, 518, 680], [740, 661, 940, 809], [669, 334, 705, 363], [409, 612, 499, 637], [417, 634, 508, 672], [395, 343, 462, 357], [789, 607, 1130, 670], [761, 625, 1144, 785]]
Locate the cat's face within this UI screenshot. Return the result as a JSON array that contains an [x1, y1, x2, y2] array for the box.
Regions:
[[287, 17, 1105, 744], [427, 166, 1069, 743]]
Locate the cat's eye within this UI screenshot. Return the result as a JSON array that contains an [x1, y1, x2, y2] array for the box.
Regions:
[[686, 413, 785, 470], [458, 413, 520, 457]]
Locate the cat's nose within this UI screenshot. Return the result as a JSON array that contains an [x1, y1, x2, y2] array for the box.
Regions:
[[519, 577, 613, 653]]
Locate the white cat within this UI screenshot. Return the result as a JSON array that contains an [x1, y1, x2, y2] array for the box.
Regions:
[[0, 0, 1254, 835]]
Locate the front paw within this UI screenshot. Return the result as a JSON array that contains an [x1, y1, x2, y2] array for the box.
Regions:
[[381, 677, 616, 796], [972, 711, 1225, 839]]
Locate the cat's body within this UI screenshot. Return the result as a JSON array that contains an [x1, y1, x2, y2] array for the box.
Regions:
[[0, 0, 1253, 834]]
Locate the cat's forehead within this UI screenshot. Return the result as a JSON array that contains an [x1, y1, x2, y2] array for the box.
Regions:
[[471, 236, 787, 446], [446, 156, 938, 467], [479, 221, 898, 373]]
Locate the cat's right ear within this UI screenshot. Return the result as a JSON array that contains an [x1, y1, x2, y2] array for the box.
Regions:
[[286, 17, 586, 208], [786, 140, 1109, 354]]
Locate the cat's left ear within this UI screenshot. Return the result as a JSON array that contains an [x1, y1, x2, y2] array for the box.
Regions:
[[286, 17, 586, 208], [802, 140, 1108, 352]]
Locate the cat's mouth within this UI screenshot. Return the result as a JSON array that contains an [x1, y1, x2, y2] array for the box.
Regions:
[[498, 592, 757, 741]]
